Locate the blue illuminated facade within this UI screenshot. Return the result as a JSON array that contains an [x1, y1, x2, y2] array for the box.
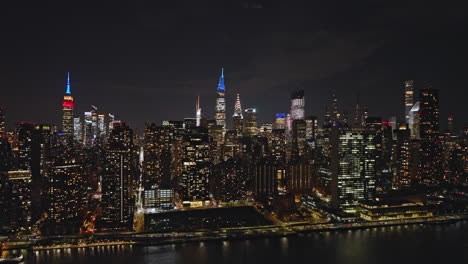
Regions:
[[217, 68, 225, 93], [66, 72, 71, 94]]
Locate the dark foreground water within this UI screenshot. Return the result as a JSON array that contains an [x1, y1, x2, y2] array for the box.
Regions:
[[17, 221, 468, 264]]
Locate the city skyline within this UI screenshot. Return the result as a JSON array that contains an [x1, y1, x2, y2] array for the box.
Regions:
[[1, 3, 467, 130], [0, 70, 465, 134], [1, 3, 467, 263]]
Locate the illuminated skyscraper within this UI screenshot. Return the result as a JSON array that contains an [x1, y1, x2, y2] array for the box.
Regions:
[[108, 113, 115, 133], [290, 90, 305, 120], [212, 158, 248, 202], [365, 119, 393, 193], [233, 93, 243, 135], [330, 127, 377, 213], [82, 106, 101, 147], [47, 164, 86, 226], [196, 96, 201, 127], [15, 123, 52, 223], [393, 125, 411, 189], [419, 86, 442, 185], [208, 122, 224, 163], [419, 86, 439, 139], [181, 132, 211, 201], [143, 123, 162, 189], [102, 123, 135, 228], [223, 130, 240, 159], [143, 123, 178, 189], [404, 80, 414, 124], [409, 102, 420, 139], [305, 116, 318, 141], [91, 105, 99, 140], [62, 72, 74, 141], [215, 68, 226, 129], [244, 108, 258, 137], [98, 114, 106, 138], [83, 111, 93, 148], [291, 119, 307, 159], [286, 113, 292, 132], [16, 123, 35, 170], [5, 170, 33, 229]]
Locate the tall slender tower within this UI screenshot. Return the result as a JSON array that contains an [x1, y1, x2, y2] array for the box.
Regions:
[[102, 123, 135, 228], [404, 80, 414, 124], [331, 92, 339, 126], [418, 86, 442, 185], [196, 96, 202, 127], [233, 93, 243, 134], [215, 68, 226, 129], [62, 72, 74, 139]]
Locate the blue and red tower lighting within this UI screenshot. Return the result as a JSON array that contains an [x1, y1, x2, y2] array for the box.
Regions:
[[62, 72, 74, 138]]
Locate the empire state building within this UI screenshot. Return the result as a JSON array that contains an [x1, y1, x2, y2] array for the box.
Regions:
[[62, 72, 74, 139]]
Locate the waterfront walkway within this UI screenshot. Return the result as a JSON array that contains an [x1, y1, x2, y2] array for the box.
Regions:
[[2, 213, 467, 251]]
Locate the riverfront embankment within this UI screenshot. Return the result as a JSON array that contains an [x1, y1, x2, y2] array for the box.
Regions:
[[2, 213, 467, 251]]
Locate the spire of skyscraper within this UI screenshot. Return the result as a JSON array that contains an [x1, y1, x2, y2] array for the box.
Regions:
[[66, 72, 71, 94], [233, 93, 243, 135], [217, 68, 225, 93], [332, 92, 339, 125], [234, 93, 243, 118]]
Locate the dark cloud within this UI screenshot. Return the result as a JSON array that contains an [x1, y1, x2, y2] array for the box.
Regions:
[[236, 31, 381, 92]]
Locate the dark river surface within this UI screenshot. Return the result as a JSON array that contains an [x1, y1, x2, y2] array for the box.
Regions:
[[16, 220, 468, 264]]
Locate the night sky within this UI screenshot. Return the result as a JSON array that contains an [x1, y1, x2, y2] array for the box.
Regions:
[[1, 1, 467, 132]]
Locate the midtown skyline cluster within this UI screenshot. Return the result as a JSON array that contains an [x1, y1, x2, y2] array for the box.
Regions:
[[0, 70, 464, 133]]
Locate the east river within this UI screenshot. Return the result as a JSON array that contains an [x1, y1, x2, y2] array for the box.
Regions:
[[12, 220, 468, 264]]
